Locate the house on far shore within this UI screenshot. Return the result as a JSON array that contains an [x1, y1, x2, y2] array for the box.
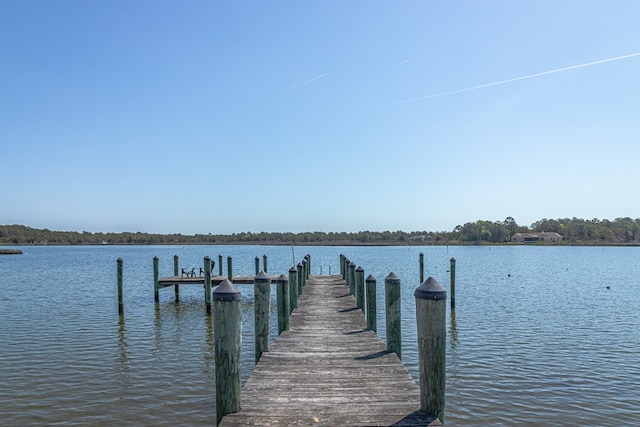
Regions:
[[511, 232, 563, 243]]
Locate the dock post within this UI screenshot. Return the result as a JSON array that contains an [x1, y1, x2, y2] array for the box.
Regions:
[[255, 257, 259, 275], [153, 256, 159, 303], [415, 277, 447, 422], [174, 254, 180, 301], [218, 254, 223, 276], [276, 274, 290, 334], [204, 256, 212, 314], [289, 266, 298, 311], [356, 266, 365, 311], [385, 272, 402, 360], [302, 259, 308, 287], [263, 254, 268, 273], [366, 274, 377, 332], [419, 252, 424, 284], [340, 254, 345, 279], [213, 280, 242, 425], [117, 258, 124, 316], [305, 254, 311, 276], [348, 262, 356, 296], [450, 257, 456, 310], [227, 256, 233, 281], [254, 271, 271, 364], [297, 263, 303, 295]]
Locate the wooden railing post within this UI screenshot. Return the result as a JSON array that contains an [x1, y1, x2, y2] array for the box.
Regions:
[[276, 274, 290, 334], [385, 272, 402, 359], [153, 256, 159, 303], [117, 258, 124, 316], [213, 279, 242, 425], [366, 274, 377, 332], [356, 266, 365, 311], [415, 277, 447, 422], [173, 254, 180, 301], [204, 256, 212, 314], [289, 266, 298, 312], [254, 271, 270, 364]]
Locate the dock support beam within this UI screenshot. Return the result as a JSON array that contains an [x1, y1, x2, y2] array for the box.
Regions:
[[213, 280, 242, 425], [204, 256, 212, 314], [153, 256, 159, 303], [415, 277, 447, 422], [276, 274, 290, 334], [117, 258, 124, 316], [254, 271, 271, 364], [385, 272, 402, 360]]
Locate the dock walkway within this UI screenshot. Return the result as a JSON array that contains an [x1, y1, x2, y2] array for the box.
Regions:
[[220, 275, 441, 426]]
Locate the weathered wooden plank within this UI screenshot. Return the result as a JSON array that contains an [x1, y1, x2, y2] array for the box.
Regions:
[[219, 275, 440, 426]]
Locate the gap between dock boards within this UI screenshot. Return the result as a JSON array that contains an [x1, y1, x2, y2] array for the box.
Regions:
[[219, 275, 442, 427]]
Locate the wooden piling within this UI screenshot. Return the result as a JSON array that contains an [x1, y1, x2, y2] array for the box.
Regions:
[[297, 263, 303, 295], [254, 271, 270, 365], [117, 258, 124, 316], [213, 279, 242, 425], [340, 254, 345, 279], [276, 274, 290, 334], [450, 257, 456, 310], [366, 274, 377, 332], [305, 254, 311, 276], [218, 255, 223, 276], [415, 277, 447, 422], [289, 266, 298, 311], [302, 259, 308, 287], [348, 262, 356, 296], [385, 272, 402, 360], [204, 256, 212, 314], [263, 254, 268, 273], [419, 252, 424, 284], [254, 257, 259, 275], [173, 255, 180, 301], [227, 256, 233, 280], [356, 266, 365, 311], [153, 256, 159, 303]]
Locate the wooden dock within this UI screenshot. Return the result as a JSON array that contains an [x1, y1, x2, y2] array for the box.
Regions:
[[158, 275, 280, 288], [219, 275, 442, 426]]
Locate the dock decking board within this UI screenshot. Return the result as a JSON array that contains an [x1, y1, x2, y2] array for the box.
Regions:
[[220, 275, 441, 427]]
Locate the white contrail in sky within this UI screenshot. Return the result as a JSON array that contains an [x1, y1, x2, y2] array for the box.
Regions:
[[383, 51, 640, 107], [260, 72, 330, 102]]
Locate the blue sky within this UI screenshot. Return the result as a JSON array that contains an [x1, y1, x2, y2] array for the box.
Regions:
[[2, 1, 639, 234]]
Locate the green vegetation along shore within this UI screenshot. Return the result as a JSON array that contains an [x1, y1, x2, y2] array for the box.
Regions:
[[2, 217, 640, 246]]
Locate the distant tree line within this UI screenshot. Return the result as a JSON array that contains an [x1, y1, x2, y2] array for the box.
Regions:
[[1, 217, 640, 246]]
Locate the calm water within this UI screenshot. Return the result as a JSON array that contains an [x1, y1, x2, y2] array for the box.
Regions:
[[1, 245, 638, 426]]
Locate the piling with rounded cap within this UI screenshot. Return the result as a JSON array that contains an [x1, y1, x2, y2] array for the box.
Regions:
[[227, 256, 233, 280], [117, 258, 124, 315], [255, 257, 260, 275], [366, 274, 377, 332], [355, 266, 365, 311], [213, 279, 242, 424], [218, 254, 223, 276], [173, 254, 180, 301], [415, 276, 447, 422], [153, 256, 159, 303], [385, 272, 402, 359], [204, 256, 212, 314], [276, 274, 290, 334], [263, 254, 268, 273], [289, 266, 298, 312], [305, 254, 311, 277]]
